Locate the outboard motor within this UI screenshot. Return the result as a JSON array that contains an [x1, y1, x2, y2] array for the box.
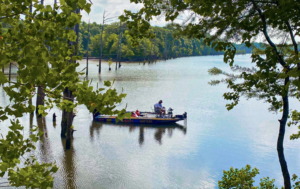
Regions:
[[183, 112, 187, 127], [183, 112, 187, 119], [167, 108, 173, 118]]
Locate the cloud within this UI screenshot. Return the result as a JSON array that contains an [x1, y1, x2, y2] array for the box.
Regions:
[[42, 0, 180, 27], [81, 0, 144, 24], [41, 0, 143, 24]]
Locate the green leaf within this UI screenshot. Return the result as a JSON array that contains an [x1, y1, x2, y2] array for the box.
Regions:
[[104, 80, 111, 87], [0, 72, 8, 84]]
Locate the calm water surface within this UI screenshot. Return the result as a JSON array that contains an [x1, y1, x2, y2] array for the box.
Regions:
[[1, 55, 300, 188]]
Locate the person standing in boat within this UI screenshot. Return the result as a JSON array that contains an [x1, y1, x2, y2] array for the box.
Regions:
[[154, 100, 166, 117]]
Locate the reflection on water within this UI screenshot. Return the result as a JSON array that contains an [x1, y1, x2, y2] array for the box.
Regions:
[[36, 117, 78, 189], [2, 56, 300, 188], [36, 117, 54, 165], [61, 138, 77, 189], [154, 128, 165, 145], [139, 127, 144, 145], [90, 121, 186, 146], [90, 121, 103, 142]]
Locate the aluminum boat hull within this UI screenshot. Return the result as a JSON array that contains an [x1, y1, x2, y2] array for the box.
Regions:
[[94, 116, 184, 124]]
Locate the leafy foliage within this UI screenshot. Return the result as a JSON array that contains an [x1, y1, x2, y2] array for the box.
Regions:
[[0, 0, 127, 187], [208, 67, 223, 75], [0, 120, 58, 188], [288, 110, 300, 140], [120, 0, 300, 188], [292, 174, 300, 189], [218, 165, 277, 189], [219, 165, 260, 188], [219, 165, 300, 188], [219, 165, 279, 189]]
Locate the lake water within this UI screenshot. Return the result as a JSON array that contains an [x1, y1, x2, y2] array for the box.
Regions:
[[1, 55, 300, 188]]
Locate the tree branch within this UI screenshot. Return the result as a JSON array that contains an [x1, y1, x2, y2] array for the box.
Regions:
[[251, 0, 287, 68], [0, 14, 19, 20], [285, 21, 298, 56]]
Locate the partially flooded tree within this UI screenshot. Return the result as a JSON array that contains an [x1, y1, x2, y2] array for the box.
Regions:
[[0, 0, 128, 187], [120, 0, 300, 188]]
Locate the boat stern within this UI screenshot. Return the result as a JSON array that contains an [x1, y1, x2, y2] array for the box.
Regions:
[[175, 112, 187, 121]]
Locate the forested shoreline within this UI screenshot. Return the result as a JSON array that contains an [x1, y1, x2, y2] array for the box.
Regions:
[[78, 21, 260, 62], [1, 20, 261, 62]]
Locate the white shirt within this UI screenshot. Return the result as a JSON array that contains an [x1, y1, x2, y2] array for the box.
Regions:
[[154, 103, 162, 109]]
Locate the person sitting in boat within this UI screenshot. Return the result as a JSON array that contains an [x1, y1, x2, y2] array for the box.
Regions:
[[154, 100, 166, 117]]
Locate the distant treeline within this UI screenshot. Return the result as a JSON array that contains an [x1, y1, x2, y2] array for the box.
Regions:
[[1, 21, 261, 62], [79, 21, 262, 62]]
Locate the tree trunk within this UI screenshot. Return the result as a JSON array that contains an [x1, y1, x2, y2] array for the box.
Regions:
[[61, 88, 68, 138], [86, 20, 90, 76], [8, 63, 11, 82], [61, 8, 79, 149], [65, 112, 72, 148], [29, 97, 33, 114], [99, 19, 104, 74], [143, 40, 146, 65], [252, 2, 292, 186], [65, 90, 74, 150], [149, 44, 152, 64], [118, 22, 123, 68], [277, 77, 291, 189], [35, 86, 44, 117]]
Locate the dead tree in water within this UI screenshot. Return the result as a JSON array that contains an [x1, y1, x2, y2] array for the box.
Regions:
[[8, 63, 11, 82], [115, 54, 118, 70], [116, 20, 124, 70], [86, 20, 90, 76], [99, 11, 118, 73], [35, 0, 46, 117], [99, 11, 105, 74], [61, 88, 68, 138], [118, 21, 124, 68], [35, 86, 45, 117], [143, 39, 147, 65], [115, 21, 120, 70], [61, 8, 80, 150]]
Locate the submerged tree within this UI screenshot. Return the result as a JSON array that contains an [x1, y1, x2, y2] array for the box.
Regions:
[[120, 0, 300, 188], [0, 0, 128, 187]]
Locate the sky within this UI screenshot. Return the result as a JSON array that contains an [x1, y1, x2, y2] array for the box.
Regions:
[[39, 0, 300, 44], [80, 0, 143, 25], [42, 0, 145, 25], [43, 0, 172, 26]]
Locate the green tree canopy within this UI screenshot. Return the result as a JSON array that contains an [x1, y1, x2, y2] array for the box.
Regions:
[[0, 0, 128, 188], [120, 0, 300, 188]]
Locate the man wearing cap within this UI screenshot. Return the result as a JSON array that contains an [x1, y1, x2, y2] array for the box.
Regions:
[[154, 100, 166, 117]]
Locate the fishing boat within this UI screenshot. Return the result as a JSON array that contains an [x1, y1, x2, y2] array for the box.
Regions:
[[94, 110, 187, 125]]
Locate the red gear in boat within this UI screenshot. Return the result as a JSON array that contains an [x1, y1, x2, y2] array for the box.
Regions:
[[135, 110, 140, 116], [131, 112, 138, 117]]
